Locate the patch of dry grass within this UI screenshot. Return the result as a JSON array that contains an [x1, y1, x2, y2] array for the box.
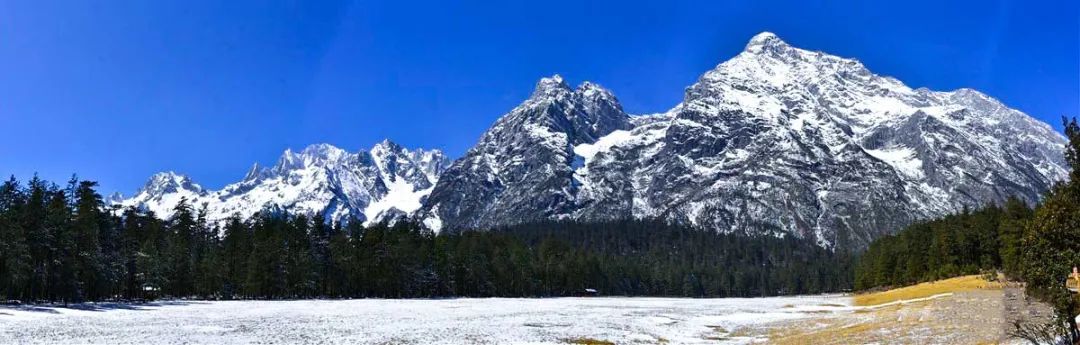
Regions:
[[564, 337, 615, 345], [766, 276, 1009, 344], [767, 321, 883, 345], [853, 275, 1002, 306]]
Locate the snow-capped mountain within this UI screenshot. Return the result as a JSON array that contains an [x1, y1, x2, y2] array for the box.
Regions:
[[416, 75, 631, 231], [119, 140, 449, 225], [121, 32, 1067, 249], [419, 32, 1068, 249]]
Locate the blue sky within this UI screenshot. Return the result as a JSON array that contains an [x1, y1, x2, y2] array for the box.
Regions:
[[1, 0, 1076, 195]]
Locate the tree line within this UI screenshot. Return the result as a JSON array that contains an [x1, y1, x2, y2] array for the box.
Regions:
[[0, 177, 853, 302], [853, 197, 1031, 290], [856, 117, 1080, 341]]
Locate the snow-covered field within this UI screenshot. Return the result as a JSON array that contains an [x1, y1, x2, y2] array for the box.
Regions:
[[0, 296, 851, 344]]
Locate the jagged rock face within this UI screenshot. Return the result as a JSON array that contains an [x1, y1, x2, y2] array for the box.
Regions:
[[417, 75, 632, 231], [422, 32, 1067, 250], [119, 141, 449, 225]]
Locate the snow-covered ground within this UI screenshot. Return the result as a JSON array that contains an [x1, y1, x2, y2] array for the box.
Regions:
[[0, 296, 851, 344]]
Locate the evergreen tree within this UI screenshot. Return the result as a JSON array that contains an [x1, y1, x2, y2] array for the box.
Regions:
[[284, 215, 314, 297], [167, 199, 197, 297], [221, 215, 251, 298], [136, 213, 170, 299], [0, 177, 30, 300], [119, 208, 143, 299], [998, 196, 1032, 278], [71, 180, 106, 300], [191, 206, 222, 297], [308, 213, 332, 296], [23, 176, 50, 301], [45, 186, 76, 302]]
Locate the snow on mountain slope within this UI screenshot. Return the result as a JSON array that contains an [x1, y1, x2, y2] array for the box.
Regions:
[[420, 32, 1068, 249], [579, 32, 1066, 248], [118, 141, 449, 226], [119, 32, 1067, 250], [415, 75, 632, 232]]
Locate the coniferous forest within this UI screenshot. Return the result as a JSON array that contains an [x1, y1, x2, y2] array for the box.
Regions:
[[0, 176, 853, 303], [854, 197, 1032, 290]]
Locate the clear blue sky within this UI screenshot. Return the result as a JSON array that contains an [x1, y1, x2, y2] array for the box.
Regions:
[[1, 0, 1077, 195]]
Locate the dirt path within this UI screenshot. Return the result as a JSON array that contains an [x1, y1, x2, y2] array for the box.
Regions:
[[1003, 285, 1057, 343]]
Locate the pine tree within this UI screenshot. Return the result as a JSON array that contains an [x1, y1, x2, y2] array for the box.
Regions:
[[284, 215, 314, 297], [998, 197, 1031, 278], [191, 206, 222, 298], [221, 215, 251, 298], [0, 177, 31, 300], [23, 176, 50, 301], [45, 186, 77, 302], [167, 199, 197, 297], [71, 180, 106, 300], [326, 222, 350, 297], [136, 213, 170, 299], [246, 214, 287, 298], [308, 213, 332, 296]]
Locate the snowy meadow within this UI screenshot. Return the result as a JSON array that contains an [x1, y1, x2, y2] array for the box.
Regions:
[[0, 296, 851, 344]]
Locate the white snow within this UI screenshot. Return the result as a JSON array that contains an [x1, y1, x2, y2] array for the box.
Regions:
[[572, 129, 634, 162], [865, 146, 924, 179], [422, 205, 444, 233], [524, 122, 569, 149], [363, 179, 434, 226], [0, 296, 852, 344]]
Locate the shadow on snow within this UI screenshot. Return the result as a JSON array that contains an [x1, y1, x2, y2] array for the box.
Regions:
[[0, 300, 209, 314]]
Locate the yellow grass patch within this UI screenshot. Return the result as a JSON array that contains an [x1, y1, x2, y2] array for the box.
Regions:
[[853, 275, 1002, 306], [767, 321, 882, 345], [564, 338, 615, 345], [766, 276, 1007, 344]]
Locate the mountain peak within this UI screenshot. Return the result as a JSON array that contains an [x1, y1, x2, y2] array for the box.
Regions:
[[576, 80, 607, 93], [149, 170, 184, 179], [744, 31, 788, 54], [139, 171, 204, 196], [372, 138, 403, 153], [300, 143, 345, 156], [242, 162, 264, 181], [146, 171, 192, 187], [270, 143, 349, 173], [531, 74, 571, 99], [576, 81, 623, 112], [299, 143, 349, 163], [541, 74, 564, 84]]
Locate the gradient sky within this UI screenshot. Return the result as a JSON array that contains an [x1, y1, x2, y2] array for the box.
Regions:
[[1, 0, 1077, 195]]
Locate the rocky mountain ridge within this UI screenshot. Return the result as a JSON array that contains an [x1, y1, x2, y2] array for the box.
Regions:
[[119, 140, 449, 226], [122, 32, 1068, 249]]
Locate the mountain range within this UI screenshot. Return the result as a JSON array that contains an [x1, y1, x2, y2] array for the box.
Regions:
[[118, 141, 449, 226], [119, 32, 1068, 249]]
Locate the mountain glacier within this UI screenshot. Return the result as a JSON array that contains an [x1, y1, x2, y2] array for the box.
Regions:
[[119, 140, 449, 225], [122, 32, 1067, 249]]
